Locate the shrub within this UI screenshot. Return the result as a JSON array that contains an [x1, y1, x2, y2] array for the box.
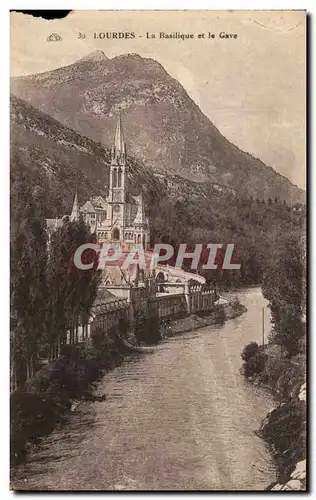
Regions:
[[241, 342, 259, 362], [243, 351, 267, 378], [241, 342, 267, 378], [258, 356, 305, 398], [10, 342, 115, 467]]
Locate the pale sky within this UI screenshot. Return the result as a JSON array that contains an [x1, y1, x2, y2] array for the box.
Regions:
[[10, 10, 306, 189]]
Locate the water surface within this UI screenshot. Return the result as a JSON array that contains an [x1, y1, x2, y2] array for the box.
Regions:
[[12, 287, 276, 491]]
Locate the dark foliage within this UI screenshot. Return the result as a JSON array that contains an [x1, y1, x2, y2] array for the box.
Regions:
[[11, 167, 48, 382], [150, 190, 304, 290], [243, 351, 267, 378], [241, 343, 267, 378], [258, 399, 306, 483], [46, 215, 101, 353], [241, 342, 259, 362], [257, 356, 305, 399], [10, 338, 124, 467], [262, 232, 305, 355], [134, 305, 161, 345], [11, 166, 101, 388]]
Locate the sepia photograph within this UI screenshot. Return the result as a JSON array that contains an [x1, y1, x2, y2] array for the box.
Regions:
[[10, 10, 306, 491]]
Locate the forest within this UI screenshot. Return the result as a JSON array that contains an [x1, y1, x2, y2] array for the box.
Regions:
[[10, 169, 100, 389]]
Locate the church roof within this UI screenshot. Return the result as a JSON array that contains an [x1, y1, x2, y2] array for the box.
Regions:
[[80, 200, 96, 213], [81, 197, 107, 213], [94, 287, 119, 306], [91, 196, 107, 210]]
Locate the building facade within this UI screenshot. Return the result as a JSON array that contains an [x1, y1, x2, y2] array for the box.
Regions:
[[77, 115, 150, 248], [47, 115, 151, 249]]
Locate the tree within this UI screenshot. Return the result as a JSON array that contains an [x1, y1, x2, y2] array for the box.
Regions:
[[11, 174, 48, 383], [46, 216, 100, 357], [262, 232, 305, 355]]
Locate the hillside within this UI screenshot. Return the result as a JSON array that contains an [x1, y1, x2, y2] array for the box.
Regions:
[[10, 94, 163, 217], [11, 51, 304, 204], [11, 94, 241, 217], [11, 95, 304, 287]]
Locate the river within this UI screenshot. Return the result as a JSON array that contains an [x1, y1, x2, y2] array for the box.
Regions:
[[12, 287, 276, 491]]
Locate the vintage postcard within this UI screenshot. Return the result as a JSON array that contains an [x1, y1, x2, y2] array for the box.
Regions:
[[10, 10, 306, 491]]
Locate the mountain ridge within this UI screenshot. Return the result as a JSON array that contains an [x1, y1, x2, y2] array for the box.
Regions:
[[11, 52, 304, 204]]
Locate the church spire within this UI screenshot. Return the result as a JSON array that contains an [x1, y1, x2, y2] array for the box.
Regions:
[[70, 191, 80, 221], [115, 113, 125, 153], [111, 113, 126, 162]]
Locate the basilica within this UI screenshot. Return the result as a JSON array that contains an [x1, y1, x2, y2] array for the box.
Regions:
[[47, 115, 150, 249]]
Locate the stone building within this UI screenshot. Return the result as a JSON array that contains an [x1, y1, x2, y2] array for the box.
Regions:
[[46, 115, 150, 249], [75, 114, 150, 247]]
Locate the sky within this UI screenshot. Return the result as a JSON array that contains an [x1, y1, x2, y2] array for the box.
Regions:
[[10, 10, 306, 189]]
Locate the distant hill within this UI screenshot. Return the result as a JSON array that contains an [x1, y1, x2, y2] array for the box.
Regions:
[[11, 52, 304, 204]]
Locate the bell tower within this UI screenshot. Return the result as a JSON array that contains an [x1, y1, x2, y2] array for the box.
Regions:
[[107, 114, 128, 233]]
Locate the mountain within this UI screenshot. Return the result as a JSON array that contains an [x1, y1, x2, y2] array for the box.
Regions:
[[11, 52, 304, 204]]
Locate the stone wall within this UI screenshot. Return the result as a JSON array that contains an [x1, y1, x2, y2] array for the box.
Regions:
[[82, 283, 216, 341], [88, 298, 130, 338], [150, 294, 188, 319]]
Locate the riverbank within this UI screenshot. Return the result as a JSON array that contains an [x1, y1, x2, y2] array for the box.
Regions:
[[11, 297, 246, 472], [10, 332, 126, 468], [241, 343, 306, 491], [263, 383, 306, 491], [163, 299, 247, 337]]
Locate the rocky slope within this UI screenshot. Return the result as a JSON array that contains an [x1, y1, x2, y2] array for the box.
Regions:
[[11, 51, 304, 204], [11, 94, 241, 219]]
